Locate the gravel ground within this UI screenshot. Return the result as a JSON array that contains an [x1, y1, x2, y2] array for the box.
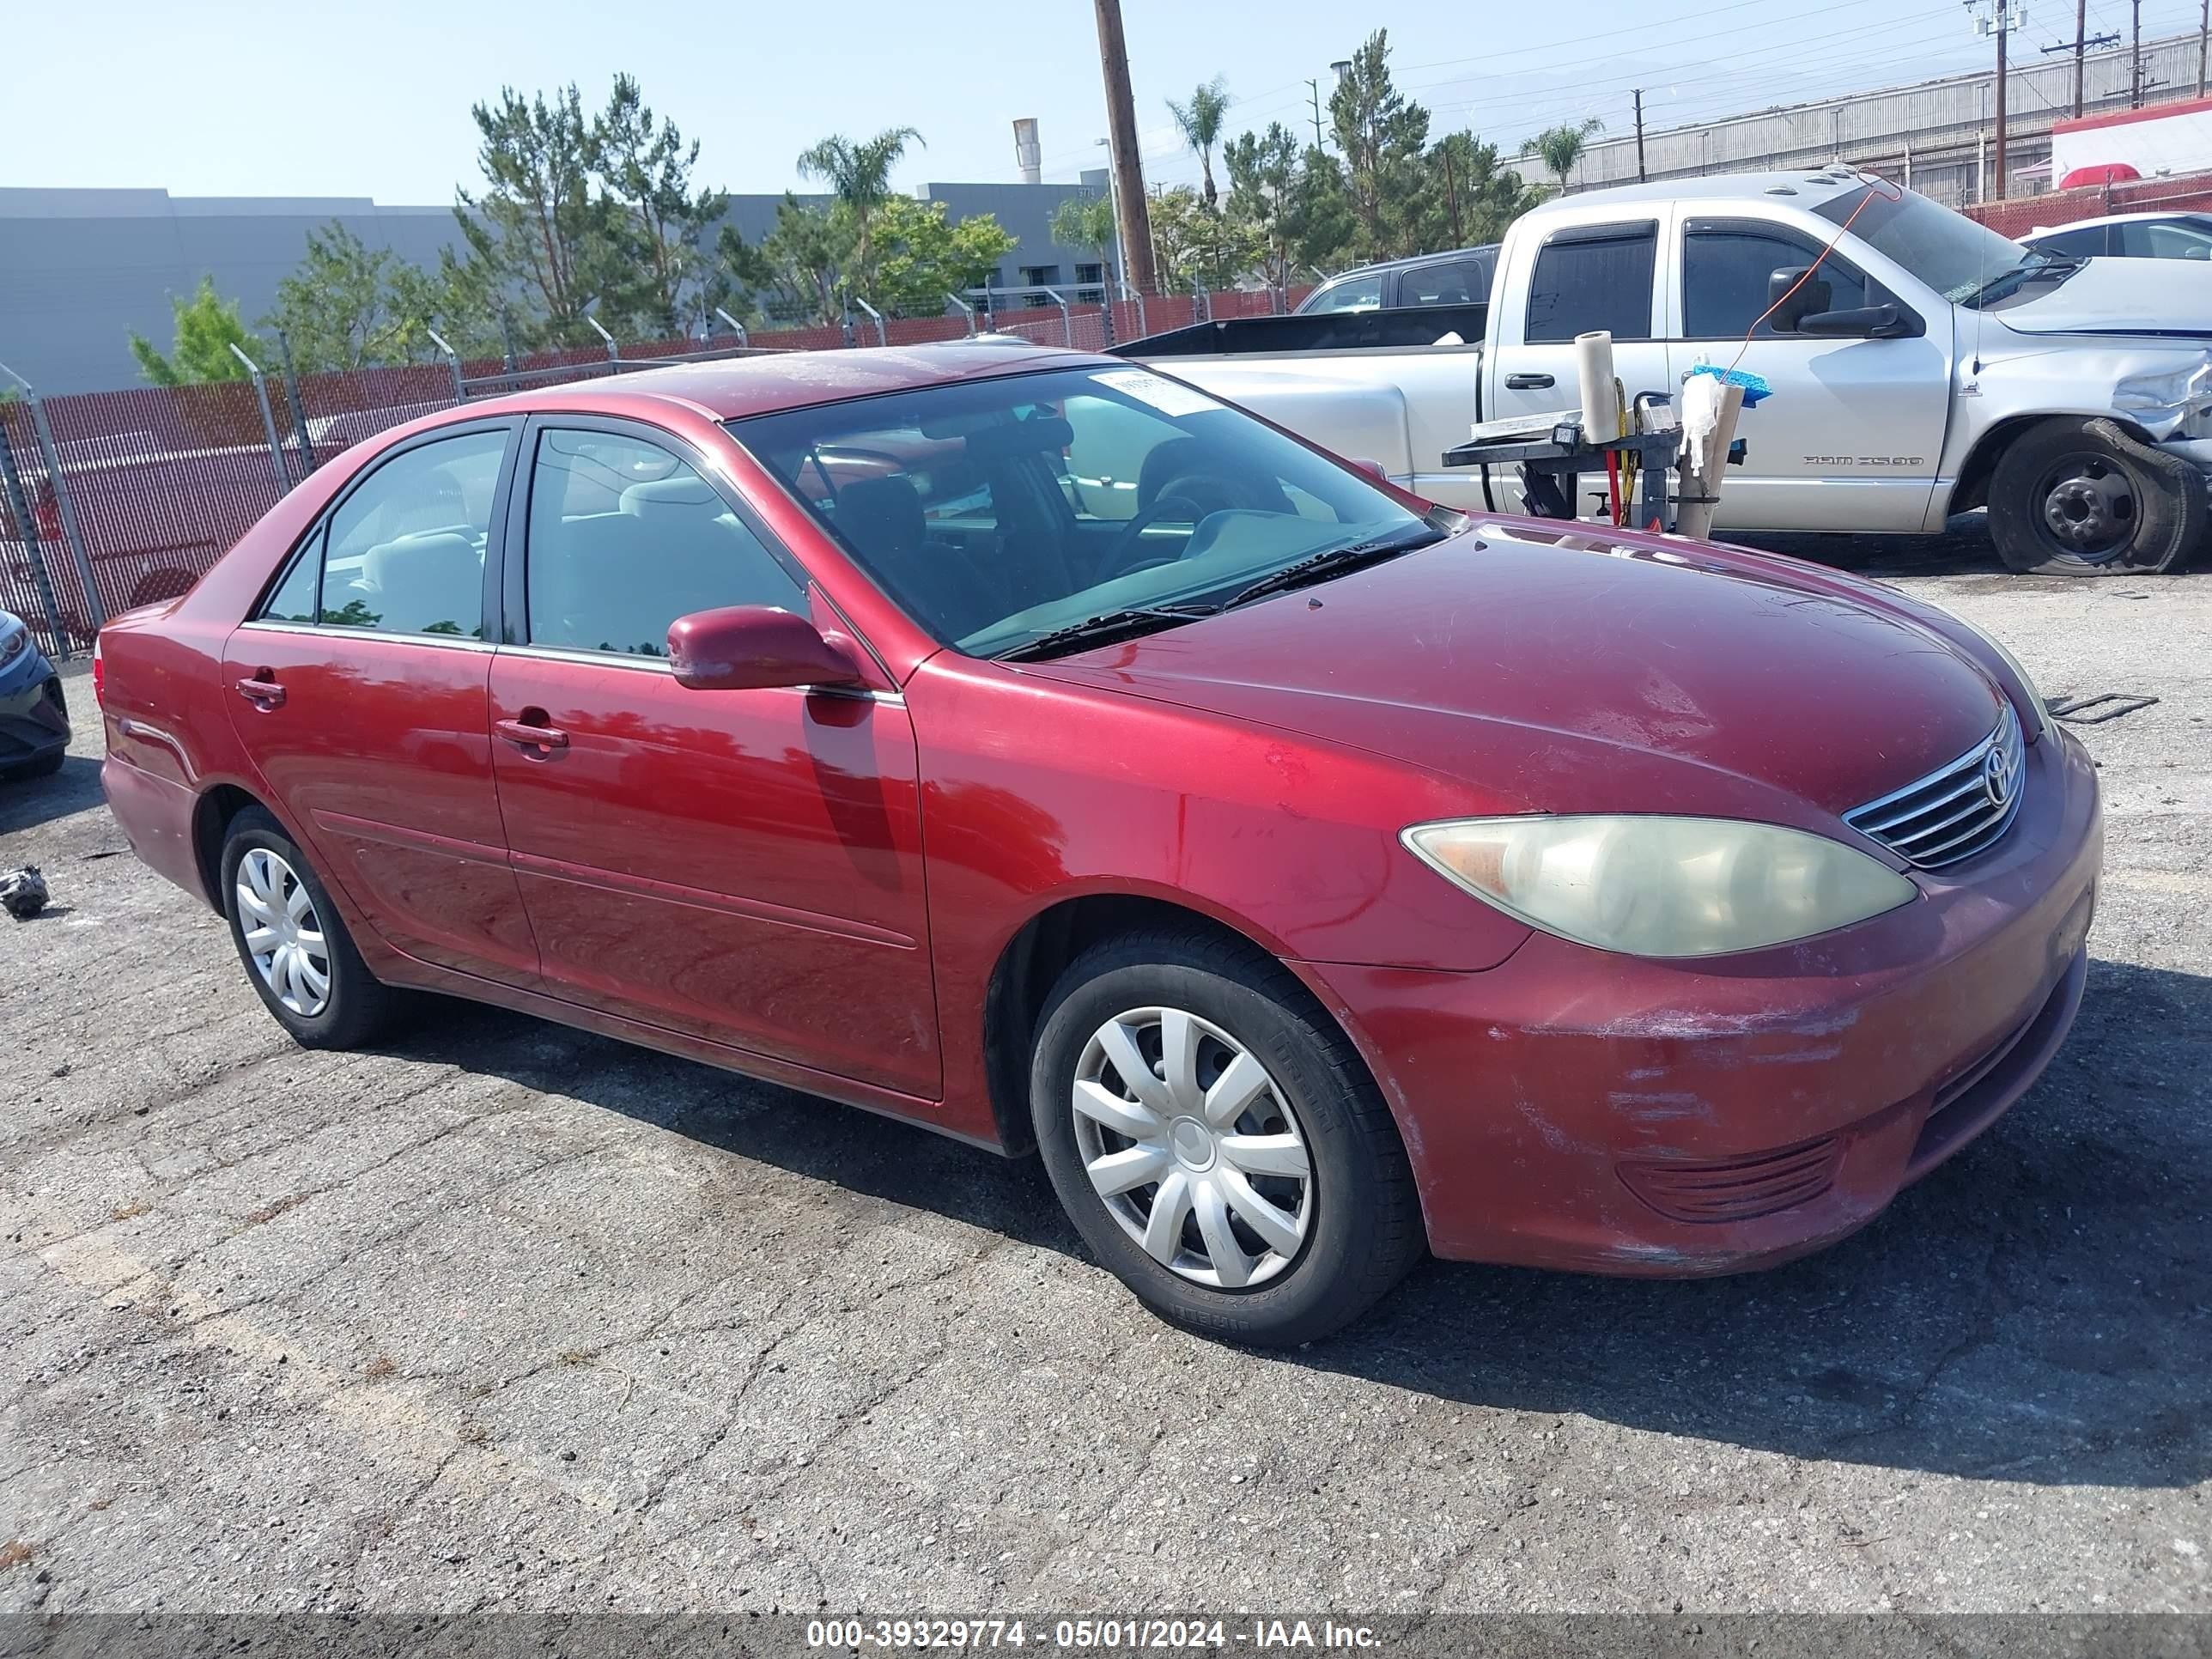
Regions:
[[0, 532, 2206, 1618]]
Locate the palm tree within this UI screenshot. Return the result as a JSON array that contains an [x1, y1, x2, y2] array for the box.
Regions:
[[796, 125, 925, 289], [1534, 118, 1603, 193], [1050, 191, 1121, 289], [1166, 77, 1232, 210]]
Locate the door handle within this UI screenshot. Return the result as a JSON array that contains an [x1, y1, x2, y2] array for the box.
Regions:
[[1505, 372, 1555, 390], [234, 673, 286, 708], [495, 714, 568, 751]]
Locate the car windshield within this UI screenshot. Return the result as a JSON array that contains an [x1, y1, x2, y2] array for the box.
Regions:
[[1815, 185, 2049, 307], [728, 363, 1439, 659]]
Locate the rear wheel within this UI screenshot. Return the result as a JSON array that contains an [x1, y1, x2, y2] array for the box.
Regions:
[[220, 807, 396, 1049], [1030, 928, 1425, 1346], [1988, 417, 2205, 575]]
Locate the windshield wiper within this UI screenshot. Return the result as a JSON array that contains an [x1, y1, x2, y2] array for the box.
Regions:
[[1222, 525, 1447, 610], [994, 603, 1218, 662]]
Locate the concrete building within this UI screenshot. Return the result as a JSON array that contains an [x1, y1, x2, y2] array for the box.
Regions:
[[0, 174, 1115, 394], [1520, 30, 2207, 206]]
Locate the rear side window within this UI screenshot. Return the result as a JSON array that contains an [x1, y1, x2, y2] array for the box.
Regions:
[[318, 429, 507, 637], [258, 530, 321, 623], [1683, 227, 1870, 337], [1525, 223, 1656, 343], [2124, 218, 2212, 258], [1404, 258, 1487, 306], [524, 428, 803, 659]]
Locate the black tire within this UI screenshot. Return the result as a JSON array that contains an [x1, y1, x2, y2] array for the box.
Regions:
[[1988, 416, 2205, 576], [7, 749, 64, 781], [219, 805, 397, 1049], [1029, 927, 1425, 1346]]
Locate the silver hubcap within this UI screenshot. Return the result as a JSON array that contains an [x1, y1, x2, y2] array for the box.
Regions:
[[1072, 1006, 1313, 1289], [235, 848, 331, 1018]]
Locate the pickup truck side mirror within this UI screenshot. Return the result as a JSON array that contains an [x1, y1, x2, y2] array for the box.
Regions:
[[1796, 302, 1923, 340], [1766, 267, 1831, 332]]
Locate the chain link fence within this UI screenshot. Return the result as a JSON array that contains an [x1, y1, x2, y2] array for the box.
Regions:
[[0, 285, 1314, 658]]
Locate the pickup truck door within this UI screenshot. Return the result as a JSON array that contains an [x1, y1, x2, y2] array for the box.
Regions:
[[1485, 219, 1673, 520], [1675, 219, 1952, 532]]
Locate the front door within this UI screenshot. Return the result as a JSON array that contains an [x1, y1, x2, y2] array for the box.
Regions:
[[487, 419, 939, 1098], [223, 422, 541, 986], [1676, 220, 1951, 532]]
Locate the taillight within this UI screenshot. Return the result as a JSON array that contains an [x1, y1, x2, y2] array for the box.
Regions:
[[92, 635, 105, 706]]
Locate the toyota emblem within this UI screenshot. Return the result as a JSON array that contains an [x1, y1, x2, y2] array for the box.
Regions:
[[1983, 743, 2017, 811]]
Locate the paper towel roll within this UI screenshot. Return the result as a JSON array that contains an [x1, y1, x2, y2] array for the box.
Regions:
[[1575, 331, 1620, 444]]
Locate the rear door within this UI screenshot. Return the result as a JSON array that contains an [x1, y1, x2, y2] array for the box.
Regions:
[[486, 416, 939, 1097], [222, 420, 541, 986], [1484, 218, 1669, 517]]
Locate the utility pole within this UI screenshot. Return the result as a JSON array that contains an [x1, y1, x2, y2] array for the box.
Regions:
[[1995, 2, 2011, 200], [1091, 0, 1158, 295], [2201, 0, 2209, 95], [1967, 0, 2014, 199], [2074, 0, 2087, 113], [1306, 79, 1326, 152], [2133, 0, 2145, 105], [2044, 9, 2119, 115], [1632, 88, 1648, 181]]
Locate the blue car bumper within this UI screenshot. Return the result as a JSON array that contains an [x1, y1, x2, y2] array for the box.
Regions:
[[0, 646, 70, 771]]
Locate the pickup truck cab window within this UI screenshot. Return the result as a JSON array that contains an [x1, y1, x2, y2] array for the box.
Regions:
[[1403, 257, 1489, 307], [1305, 273, 1385, 313], [522, 428, 803, 658], [1682, 223, 1871, 338], [1525, 222, 1656, 343]]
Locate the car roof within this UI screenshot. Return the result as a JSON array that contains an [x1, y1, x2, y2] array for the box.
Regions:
[[1522, 169, 1876, 221], [2026, 210, 2212, 232], [469, 338, 1103, 423], [1318, 245, 1497, 283]]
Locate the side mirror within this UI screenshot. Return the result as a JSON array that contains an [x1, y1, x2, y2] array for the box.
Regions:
[[1765, 267, 1831, 333], [1347, 457, 1390, 482], [666, 605, 862, 691], [1797, 302, 1920, 340]]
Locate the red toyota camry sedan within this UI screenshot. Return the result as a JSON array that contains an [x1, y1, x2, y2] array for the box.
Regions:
[[97, 342, 2101, 1344]]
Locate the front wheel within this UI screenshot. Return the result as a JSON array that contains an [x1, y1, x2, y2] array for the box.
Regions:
[[1030, 929, 1425, 1346], [1988, 417, 2206, 575]]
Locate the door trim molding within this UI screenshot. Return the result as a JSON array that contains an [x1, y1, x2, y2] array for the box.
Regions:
[[508, 850, 919, 950]]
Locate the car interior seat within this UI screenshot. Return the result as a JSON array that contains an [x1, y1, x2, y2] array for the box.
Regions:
[[356, 532, 482, 635]]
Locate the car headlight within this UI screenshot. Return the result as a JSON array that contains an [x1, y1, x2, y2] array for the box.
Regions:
[[0, 618, 26, 670], [2112, 358, 2212, 438], [1401, 815, 1916, 958]]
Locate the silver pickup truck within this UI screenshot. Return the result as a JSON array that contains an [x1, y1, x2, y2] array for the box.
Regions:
[[1127, 169, 2212, 575]]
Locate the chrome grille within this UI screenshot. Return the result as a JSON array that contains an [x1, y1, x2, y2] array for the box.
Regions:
[[1844, 703, 2026, 868]]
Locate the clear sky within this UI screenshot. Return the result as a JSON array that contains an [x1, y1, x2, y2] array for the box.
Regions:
[[9, 0, 2206, 204]]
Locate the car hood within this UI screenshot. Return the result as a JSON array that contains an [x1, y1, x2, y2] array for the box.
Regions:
[[1024, 522, 2007, 827], [1998, 256, 2212, 337]]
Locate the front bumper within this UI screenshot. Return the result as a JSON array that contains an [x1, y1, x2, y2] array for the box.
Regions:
[[1299, 724, 2104, 1275], [0, 669, 69, 769]]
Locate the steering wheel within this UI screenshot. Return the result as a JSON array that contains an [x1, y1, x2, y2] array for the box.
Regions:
[[1102, 474, 1247, 576]]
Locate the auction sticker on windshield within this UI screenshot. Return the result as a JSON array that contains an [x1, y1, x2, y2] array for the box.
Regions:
[[1095, 368, 1223, 417]]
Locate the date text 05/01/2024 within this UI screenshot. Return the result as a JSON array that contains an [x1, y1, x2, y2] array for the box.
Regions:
[[804, 1619, 1382, 1650]]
